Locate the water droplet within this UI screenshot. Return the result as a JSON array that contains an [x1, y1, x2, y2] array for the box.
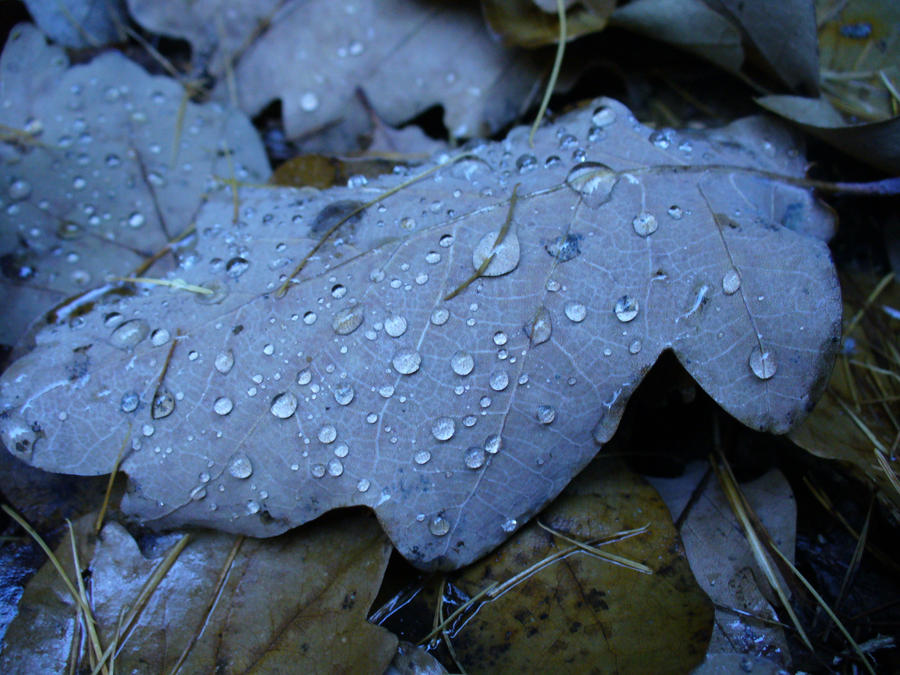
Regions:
[[493, 331, 508, 346], [150, 328, 170, 346], [334, 384, 354, 406], [225, 256, 249, 278], [544, 234, 582, 262], [439, 233, 455, 248], [384, 314, 408, 337], [425, 251, 441, 264], [465, 446, 485, 469], [484, 434, 501, 454], [515, 153, 537, 173], [667, 205, 683, 219], [190, 486, 206, 501], [331, 284, 346, 299], [262, 343, 274, 356], [318, 424, 337, 444], [431, 308, 449, 326], [270, 391, 298, 419], [120, 391, 139, 413], [300, 91, 319, 111], [629, 339, 642, 354], [151, 388, 175, 419], [524, 306, 552, 345], [297, 368, 312, 386], [489, 371, 509, 391], [564, 302, 586, 323], [214, 397, 233, 415], [592, 105, 616, 127], [8, 179, 31, 200], [501, 518, 517, 533], [303, 311, 317, 325], [311, 463, 326, 478], [378, 384, 395, 398], [536, 405, 556, 424], [334, 443, 349, 458], [429, 516, 450, 536], [632, 212, 658, 237], [649, 128, 674, 149], [392, 350, 421, 375], [327, 458, 343, 476], [414, 449, 432, 465], [357, 478, 371, 492], [110, 318, 149, 349], [432, 416, 456, 441], [215, 350, 235, 374], [614, 295, 639, 322], [472, 230, 520, 277], [332, 304, 364, 335], [749, 347, 777, 380], [228, 452, 253, 479], [450, 351, 474, 376], [722, 268, 741, 295], [127, 212, 145, 228], [565, 162, 618, 207]]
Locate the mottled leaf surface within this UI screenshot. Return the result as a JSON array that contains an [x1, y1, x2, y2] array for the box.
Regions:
[[23, 0, 126, 48], [0, 512, 396, 673], [0, 24, 270, 346], [0, 97, 840, 569]]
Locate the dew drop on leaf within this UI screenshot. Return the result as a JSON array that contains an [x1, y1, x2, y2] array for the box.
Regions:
[[465, 446, 485, 469], [501, 518, 517, 533], [327, 458, 343, 476], [384, 314, 408, 338], [357, 478, 371, 492], [492, 331, 507, 346], [450, 350, 475, 376], [632, 212, 658, 237], [8, 179, 32, 200], [226, 257, 250, 278], [311, 463, 326, 478], [536, 405, 556, 424], [749, 347, 777, 380], [489, 371, 509, 391], [318, 424, 337, 444], [429, 515, 450, 536], [564, 302, 586, 323], [524, 306, 552, 345], [110, 318, 149, 349], [629, 339, 642, 355], [333, 384, 354, 406], [614, 295, 639, 322], [484, 434, 501, 454], [392, 350, 421, 375], [303, 311, 317, 325], [270, 391, 298, 419], [431, 416, 455, 441], [430, 308, 449, 326], [150, 328, 170, 347], [213, 396, 233, 416], [120, 391, 139, 413], [151, 388, 175, 419], [214, 350, 234, 374], [565, 162, 618, 207], [414, 449, 431, 465], [332, 304, 364, 335], [228, 452, 253, 479], [722, 268, 741, 295], [667, 205, 683, 219], [297, 368, 312, 385], [472, 230, 520, 277], [591, 105, 616, 127]]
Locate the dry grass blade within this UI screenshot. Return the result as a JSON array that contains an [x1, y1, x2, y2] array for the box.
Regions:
[[536, 520, 653, 574], [67, 521, 108, 675], [112, 277, 215, 295], [94, 426, 130, 534], [528, 0, 567, 147]]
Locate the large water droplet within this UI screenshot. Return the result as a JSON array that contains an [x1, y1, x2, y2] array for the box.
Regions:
[[591, 105, 616, 127], [357, 478, 371, 492], [450, 351, 475, 376], [493, 331, 508, 346], [334, 384, 354, 406], [536, 405, 556, 424], [564, 302, 586, 323], [384, 314, 408, 338], [392, 350, 421, 375], [614, 295, 639, 322], [489, 371, 509, 391], [432, 416, 456, 441], [472, 230, 520, 277], [632, 212, 658, 237], [722, 268, 741, 295], [150, 328, 170, 347], [484, 434, 501, 454], [226, 257, 250, 278], [749, 347, 777, 380], [120, 391, 139, 413], [465, 446, 486, 469], [215, 350, 235, 374], [515, 153, 537, 173], [110, 318, 149, 349], [524, 306, 552, 345], [213, 397, 233, 415], [414, 449, 432, 465], [228, 452, 253, 479], [303, 311, 317, 325], [270, 391, 298, 419], [332, 304, 364, 335], [429, 515, 450, 536], [327, 458, 343, 476], [431, 308, 450, 326], [8, 179, 32, 200], [565, 162, 618, 207], [318, 424, 337, 444], [151, 388, 175, 419], [543, 234, 582, 263]]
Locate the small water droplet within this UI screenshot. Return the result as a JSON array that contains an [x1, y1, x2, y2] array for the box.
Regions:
[[629, 339, 642, 355], [614, 295, 639, 322], [262, 344, 274, 356], [414, 449, 432, 465], [120, 391, 139, 413], [450, 351, 474, 376], [297, 368, 312, 386], [524, 306, 552, 345], [425, 251, 441, 264], [190, 486, 206, 501], [110, 318, 149, 349], [378, 384, 395, 398], [215, 350, 234, 374], [501, 518, 517, 533], [472, 230, 520, 277], [544, 234, 582, 263], [327, 458, 343, 476], [303, 311, 317, 325], [270, 391, 298, 419], [667, 205, 683, 219], [357, 478, 371, 492], [749, 347, 777, 380], [632, 212, 658, 237], [311, 463, 326, 478], [127, 212, 145, 228], [384, 314, 408, 337], [228, 452, 253, 479], [300, 91, 319, 111], [484, 434, 501, 454], [318, 424, 337, 444], [722, 268, 741, 295], [8, 179, 31, 200], [493, 331, 508, 346], [564, 302, 586, 323], [591, 105, 616, 127], [331, 284, 346, 299], [439, 233, 455, 247], [152, 388, 175, 419], [214, 397, 233, 415], [649, 128, 674, 149], [536, 405, 556, 424], [429, 515, 450, 536], [431, 308, 449, 326], [392, 350, 421, 375], [515, 153, 537, 173], [465, 446, 485, 469], [150, 328, 170, 346], [226, 257, 249, 278], [332, 304, 364, 335], [489, 371, 509, 391], [334, 384, 354, 406], [432, 416, 456, 441]]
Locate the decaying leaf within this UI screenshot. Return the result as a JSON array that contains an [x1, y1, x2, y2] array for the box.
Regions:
[[0, 511, 396, 673], [448, 460, 713, 674], [0, 95, 841, 570], [481, 0, 616, 47], [23, 0, 126, 49], [0, 23, 270, 346]]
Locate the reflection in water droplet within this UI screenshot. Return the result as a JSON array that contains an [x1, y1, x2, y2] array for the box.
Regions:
[[484, 434, 501, 454], [749, 347, 777, 380], [439, 234, 455, 248], [722, 268, 741, 295], [152, 388, 175, 419], [565, 162, 618, 207], [150, 328, 170, 346], [431, 308, 449, 326], [429, 516, 450, 536], [215, 350, 235, 374], [384, 314, 408, 338], [213, 397, 233, 415], [543, 234, 582, 263], [120, 391, 139, 413], [614, 295, 639, 322], [110, 319, 150, 349], [450, 351, 474, 376], [489, 371, 509, 391], [536, 405, 556, 424], [303, 311, 317, 325], [332, 304, 364, 335], [472, 230, 520, 277], [564, 302, 586, 323], [515, 153, 537, 173], [591, 105, 616, 127], [525, 306, 552, 345], [414, 449, 431, 465], [228, 452, 253, 479], [318, 424, 337, 444], [432, 416, 455, 441], [226, 257, 250, 278], [465, 446, 485, 469], [632, 212, 658, 237], [334, 384, 354, 406], [392, 350, 421, 375], [493, 331, 508, 346], [270, 391, 298, 419]]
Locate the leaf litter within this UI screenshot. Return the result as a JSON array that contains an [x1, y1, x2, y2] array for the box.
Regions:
[[0, 89, 842, 569]]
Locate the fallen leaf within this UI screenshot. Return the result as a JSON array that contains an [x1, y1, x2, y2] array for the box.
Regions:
[[0, 511, 396, 673], [23, 0, 126, 48], [0, 23, 270, 346], [481, 0, 616, 47], [449, 460, 713, 674], [0, 96, 841, 570]]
